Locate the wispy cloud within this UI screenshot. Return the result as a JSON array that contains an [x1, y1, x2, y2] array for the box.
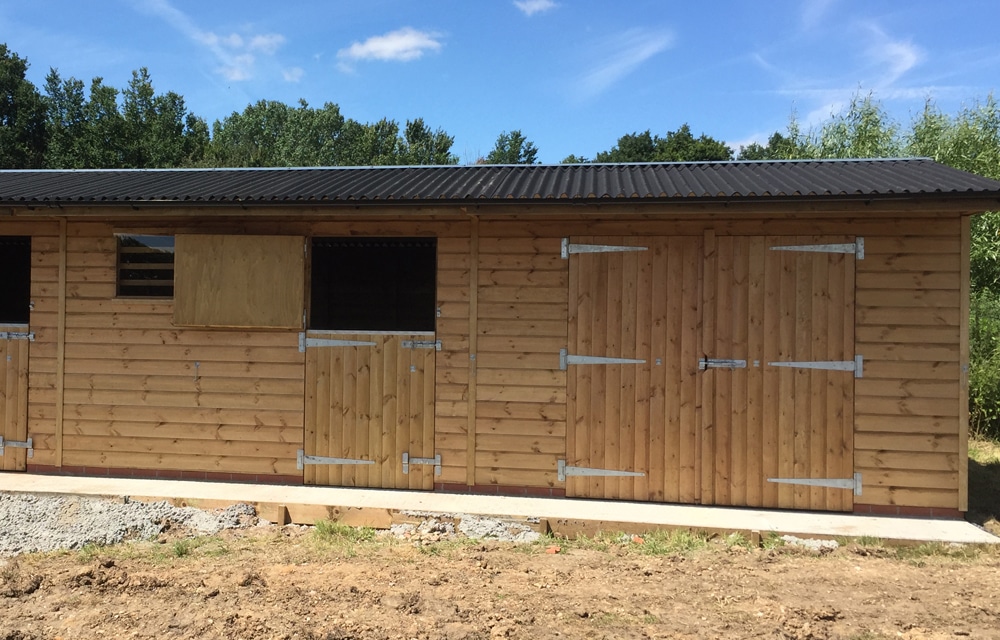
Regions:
[[861, 22, 922, 86], [133, 0, 286, 81], [800, 0, 836, 30], [514, 0, 557, 17], [577, 28, 673, 99], [336, 27, 443, 72], [282, 67, 305, 83]]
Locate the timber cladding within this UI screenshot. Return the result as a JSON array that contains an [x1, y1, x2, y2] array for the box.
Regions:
[[3, 210, 974, 514]]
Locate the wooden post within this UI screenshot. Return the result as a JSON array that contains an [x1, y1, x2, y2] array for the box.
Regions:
[[54, 218, 68, 467], [699, 229, 716, 504], [959, 215, 970, 512], [466, 216, 479, 486]]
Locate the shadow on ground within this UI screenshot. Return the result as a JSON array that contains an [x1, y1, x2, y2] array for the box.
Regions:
[[968, 455, 1000, 536]]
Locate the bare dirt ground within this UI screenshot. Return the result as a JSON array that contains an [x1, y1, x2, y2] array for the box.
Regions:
[[2, 524, 999, 640]]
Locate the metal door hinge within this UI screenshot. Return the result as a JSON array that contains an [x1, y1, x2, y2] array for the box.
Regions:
[[699, 357, 747, 370], [770, 237, 864, 260], [557, 460, 645, 482], [0, 331, 34, 341], [561, 238, 648, 259], [768, 355, 864, 378], [296, 450, 375, 470], [401, 339, 441, 351], [559, 348, 645, 370], [0, 437, 33, 458], [402, 452, 441, 476], [299, 333, 377, 352], [768, 472, 862, 496]]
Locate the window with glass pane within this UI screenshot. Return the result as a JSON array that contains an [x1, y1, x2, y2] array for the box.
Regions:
[[117, 235, 175, 298]]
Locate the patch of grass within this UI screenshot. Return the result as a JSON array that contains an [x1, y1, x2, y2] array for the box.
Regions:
[[171, 539, 193, 557], [968, 438, 1000, 536], [761, 532, 786, 550], [722, 532, 753, 549], [895, 542, 982, 563], [633, 529, 709, 555], [855, 535, 884, 548], [76, 543, 103, 563], [312, 520, 377, 543]]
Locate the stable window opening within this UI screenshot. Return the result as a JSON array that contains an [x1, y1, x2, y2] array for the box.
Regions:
[[310, 237, 436, 332], [0, 236, 31, 324], [117, 234, 175, 298]]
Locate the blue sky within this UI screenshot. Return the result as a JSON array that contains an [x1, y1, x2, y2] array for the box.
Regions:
[[2, 0, 999, 163]]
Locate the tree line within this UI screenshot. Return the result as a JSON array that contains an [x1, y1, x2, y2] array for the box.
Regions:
[[3, 43, 1000, 439]]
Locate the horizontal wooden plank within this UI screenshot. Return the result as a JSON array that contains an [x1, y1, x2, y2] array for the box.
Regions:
[[863, 236, 960, 254], [478, 286, 568, 304], [854, 450, 958, 472], [856, 343, 959, 362], [63, 420, 302, 444], [476, 417, 566, 437], [62, 450, 300, 476], [855, 395, 959, 418], [857, 486, 957, 509], [32, 404, 303, 428], [62, 389, 304, 411], [477, 384, 565, 404], [58, 373, 303, 395], [477, 401, 566, 421], [857, 254, 959, 272], [477, 254, 565, 272], [855, 326, 959, 345], [475, 433, 565, 454], [64, 343, 305, 364], [855, 379, 958, 399], [479, 270, 567, 287], [479, 336, 565, 352], [856, 271, 958, 290], [856, 468, 958, 490], [475, 451, 559, 470], [856, 289, 960, 308], [433, 415, 469, 434], [476, 369, 566, 387], [477, 237, 562, 255], [854, 432, 958, 453], [476, 352, 561, 370], [854, 414, 957, 434], [478, 319, 567, 338], [54, 328, 301, 348], [63, 435, 300, 458], [861, 360, 958, 380], [474, 468, 558, 488], [60, 358, 305, 379], [856, 307, 959, 327], [437, 270, 470, 287], [478, 302, 567, 321]]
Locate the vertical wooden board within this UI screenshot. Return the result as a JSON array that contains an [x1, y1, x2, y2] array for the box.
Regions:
[[825, 253, 846, 512], [380, 338, 397, 489], [808, 253, 829, 509], [571, 238, 594, 498], [633, 241, 654, 501], [342, 343, 358, 485], [959, 217, 970, 512], [713, 236, 734, 506], [465, 219, 479, 488], [409, 345, 426, 491], [679, 237, 701, 504], [776, 246, 796, 508], [369, 340, 384, 488], [618, 246, 639, 500], [0, 340, 10, 471], [604, 245, 623, 499], [422, 345, 436, 491], [15, 339, 29, 470], [566, 237, 580, 496], [746, 237, 766, 507], [355, 344, 371, 488], [760, 243, 781, 507], [730, 238, 750, 507], [395, 337, 411, 490], [329, 345, 345, 486], [792, 250, 812, 508], [700, 231, 716, 504], [589, 251, 609, 497], [842, 241, 857, 511], [652, 239, 673, 502]]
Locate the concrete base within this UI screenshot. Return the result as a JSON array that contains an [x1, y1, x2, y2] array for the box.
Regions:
[[1, 473, 996, 545]]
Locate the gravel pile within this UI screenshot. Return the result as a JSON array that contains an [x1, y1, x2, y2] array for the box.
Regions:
[[0, 492, 258, 556], [388, 512, 541, 544]]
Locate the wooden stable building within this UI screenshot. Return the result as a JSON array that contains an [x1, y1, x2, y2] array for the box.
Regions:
[[1, 159, 998, 517]]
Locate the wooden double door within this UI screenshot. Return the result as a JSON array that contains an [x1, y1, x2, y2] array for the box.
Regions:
[[565, 234, 858, 511], [302, 333, 437, 489]]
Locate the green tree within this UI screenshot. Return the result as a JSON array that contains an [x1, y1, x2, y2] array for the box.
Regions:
[[43, 69, 88, 168], [484, 129, 538, 164], [0, 44, 47, 168], [595, 125, 732, 163], [121, 68, 207, 167], [814, 93, 900, 158], [561, 154, 589, 164], [400, 118, 457, 165], [210, 99, 292, 167]]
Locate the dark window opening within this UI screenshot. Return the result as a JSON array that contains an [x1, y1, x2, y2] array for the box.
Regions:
[[0, 236, 31, 324], [310, 237, 436, 332], [117, 235, 174, 298]]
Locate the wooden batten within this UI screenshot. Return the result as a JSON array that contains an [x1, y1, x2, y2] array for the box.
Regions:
[[959, 216, 970, 512], [55, 218, 67, 467]]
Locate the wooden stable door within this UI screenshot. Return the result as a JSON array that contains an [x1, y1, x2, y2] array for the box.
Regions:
[[565, 236, 703, 501], [0, 328, 30, 472], [303, 334, 436, 489], [702, 235, 857, 511]]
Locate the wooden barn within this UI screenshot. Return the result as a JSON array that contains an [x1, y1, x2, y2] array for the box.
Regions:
[[1, 159, 998, 517]]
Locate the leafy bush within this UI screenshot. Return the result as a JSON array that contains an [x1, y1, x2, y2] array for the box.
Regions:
[[970, 290, 1000, 440]]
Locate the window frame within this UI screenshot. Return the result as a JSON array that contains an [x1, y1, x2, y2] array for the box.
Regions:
[[115, 234, 175, 299]]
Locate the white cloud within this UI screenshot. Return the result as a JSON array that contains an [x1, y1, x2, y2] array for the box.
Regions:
[[862, 23, 922, 86], [133, 0, 286, 82], [514, 0, 557, 17], [283, 67, 305, 82], [801, 0, 836, 29], [337, 27, 443, 69], [577, 29, 673, 98]]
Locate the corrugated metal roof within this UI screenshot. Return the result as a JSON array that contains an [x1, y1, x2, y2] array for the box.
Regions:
[[1, 159, 999, 206]]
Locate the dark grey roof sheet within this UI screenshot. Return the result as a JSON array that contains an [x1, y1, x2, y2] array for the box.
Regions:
[[2, 159, 999, 206]]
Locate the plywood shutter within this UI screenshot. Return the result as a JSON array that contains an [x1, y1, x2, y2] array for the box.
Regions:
[[174, 235, 304, 329]]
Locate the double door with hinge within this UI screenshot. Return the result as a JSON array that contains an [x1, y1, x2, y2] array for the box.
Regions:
[[0, 327, 31, 472], [301, 333, 438, 489], [564, 234, 859, 511]]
